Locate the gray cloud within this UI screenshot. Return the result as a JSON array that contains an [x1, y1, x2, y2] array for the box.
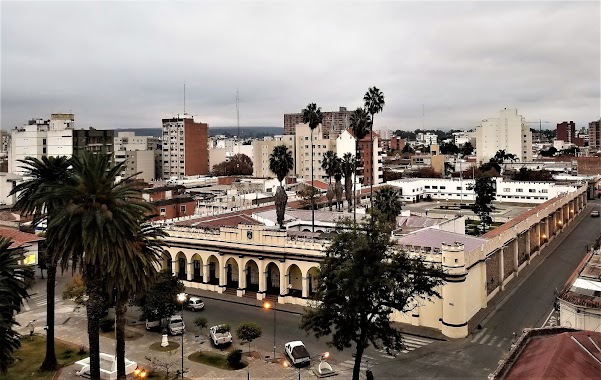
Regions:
[[1, 1, 599, 132]]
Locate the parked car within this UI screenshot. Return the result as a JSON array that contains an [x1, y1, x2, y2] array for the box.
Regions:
[[186, 296, 205, 311], [209, 324, 233, 346], [592, 210, 600, 218], [285, 341, 311, 366], [145, 315, 185, 335]]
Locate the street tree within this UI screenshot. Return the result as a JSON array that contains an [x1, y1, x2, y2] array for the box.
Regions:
[[349, 108, 371, 222], [301, 217, 445, 380], [134, 270, 185, 323], [493, 149, 517, 164], [236, 322, 262, 358], [212, 154, 253, 176], [297, 184, 321, 211], [440, 142, 460, 155], [340, 153, 354, 211], [269, 145, 294, 228], [363, 87, 385, 215], [469, 174, 496, 232], [373, 186, 402, 226], [321, 151, 340, 211], [62, 274, 86, 306], [460, 141, 474, 156], [0, 238, 33, 373], [9, 156, 74, 371], [302, 102, 323, 232]]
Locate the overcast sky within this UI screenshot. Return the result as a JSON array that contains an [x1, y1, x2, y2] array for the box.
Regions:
[[1, 1, 599, 132]]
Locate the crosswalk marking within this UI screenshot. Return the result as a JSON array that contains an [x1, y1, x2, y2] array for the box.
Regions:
[[497, 338, 507, 348], [471, 327, 488, 342], [487, 336, 497, 346], [480, 334, 491, 344]]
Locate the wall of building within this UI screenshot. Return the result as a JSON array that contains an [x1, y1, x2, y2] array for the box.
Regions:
[[294, 124, 333, 182], [252, 135, 296, 178], [476, 108, 532, 164]]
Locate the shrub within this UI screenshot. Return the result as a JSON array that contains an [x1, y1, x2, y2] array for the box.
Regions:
[[194, 316, 208, 330], [99, 317, 114, 332], [227, 349, 243, 367]]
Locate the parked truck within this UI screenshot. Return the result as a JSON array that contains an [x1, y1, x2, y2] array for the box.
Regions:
[[209, 324, 233, 346], [145, 315, 185, 335], [285, 341, 311, 366]]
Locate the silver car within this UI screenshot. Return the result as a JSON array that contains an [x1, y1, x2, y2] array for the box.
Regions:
[[186, 296, 205, 311]]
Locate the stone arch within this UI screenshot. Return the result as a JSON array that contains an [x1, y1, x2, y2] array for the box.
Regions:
[[225, 257, 240, 289], [207, 254, 220, 285], [265, 261, 281, 295], [286, 264, 303, 297], [244, 259, 260, 292], [191, 253, 203, 282], [161, 251, 172, 273], [175, 251, 187, 280], [306, 266, 320, 297], [302, 228, 311, 232]]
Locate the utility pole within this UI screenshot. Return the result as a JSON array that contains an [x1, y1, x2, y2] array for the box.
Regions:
[[236, 89, 240, 155]]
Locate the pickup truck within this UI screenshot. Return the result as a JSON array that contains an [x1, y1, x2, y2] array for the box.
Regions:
[[209, 325, 233, 346], [145, 315, 185, 335], [285, 341, 311, 366]]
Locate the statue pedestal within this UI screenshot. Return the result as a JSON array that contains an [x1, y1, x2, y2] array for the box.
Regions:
[[161, 334, 169, 347]]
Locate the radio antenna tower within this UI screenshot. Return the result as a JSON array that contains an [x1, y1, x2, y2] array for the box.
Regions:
[[236, 89, 240, 154], [183, 82, 186, 114]]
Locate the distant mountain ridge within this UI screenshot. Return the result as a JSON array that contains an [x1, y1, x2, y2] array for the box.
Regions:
[[117, 126, 283, 138]]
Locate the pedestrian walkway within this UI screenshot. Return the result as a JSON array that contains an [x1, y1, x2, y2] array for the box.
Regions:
[[469, 327, 511, 349]]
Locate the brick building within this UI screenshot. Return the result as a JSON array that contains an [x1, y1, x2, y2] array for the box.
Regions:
[[151, 196, 196, 221], [589, 119, 601, 150], [556, 121, 584, 146], [161, 114, 209, 179]]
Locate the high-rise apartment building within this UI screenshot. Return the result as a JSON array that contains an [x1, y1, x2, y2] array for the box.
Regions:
[[73, 128, 114, 157], [293, 124, 334, 182], [284, 107, 352, 138], [336, 129, 383, 186], [589, 119, 601, 150], [252, 135, 295, 178], [114, 131, 160, 182], [475, 108, 532, 164], [161, 114, 209, 179], [556, 121, 584, 146]]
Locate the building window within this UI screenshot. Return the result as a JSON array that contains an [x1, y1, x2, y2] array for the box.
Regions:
[[516, 189, 523, 192], [440, 186, 446, 189], [503, 188, 510, 192], [425, 186, 430, 189], [160, 208, 166, 214], [456, 187, 461, 190], [432, 186, 438, 189], [541, 189, 548, 193], [180, 205, 186, 213], [529, 189, 536, 193]]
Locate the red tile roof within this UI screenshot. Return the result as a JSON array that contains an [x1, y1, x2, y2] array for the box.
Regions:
[[306, 180, 329, 190], [504, 331, 601, 380], [175, 213, 261, 228], [0, 226, 44, 249]]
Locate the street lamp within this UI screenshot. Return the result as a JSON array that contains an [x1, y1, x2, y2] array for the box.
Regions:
[[177, 292, 187, 379], [263, 301, 277, 360], [134, 367, 147, 378]]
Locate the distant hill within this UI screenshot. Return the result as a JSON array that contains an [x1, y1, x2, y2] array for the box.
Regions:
[[116, 126, 283, 139]]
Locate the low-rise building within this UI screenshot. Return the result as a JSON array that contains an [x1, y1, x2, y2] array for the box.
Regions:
[[0, 226, 44, 267]]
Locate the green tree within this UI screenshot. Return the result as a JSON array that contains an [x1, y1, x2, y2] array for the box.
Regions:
[[460, 141, 474, 156], [321, 151, 340, 211], [493, 150, 517, 164], [9, 156, 74, 371], [363, 87, 385, 216], [236, 322, 262, 359], [440, 142, 460, 155], [62, 274, 86, 305], [334, 164, 344, 212], [540, 146, 557, 157], [373, 186, 403, 226], [47, 153, 152, 380], [340, 153, 354, 212], [0, 238, 34, 373], [469, 175, 496, 232], [302, 103, 323, 232], [134, 270, 185, 323], [194, 316, 208, 331], [402, 143, 414, 154], [212, 154, 253, 176], [301, 218, 444, 380], [349, 108, 371, 222], [269, 145, 294, 228], [297, 184, 321, 211]]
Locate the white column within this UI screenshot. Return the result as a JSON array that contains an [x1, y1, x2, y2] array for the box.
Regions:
[[302, 276, 308, 299], [203, 264, 209, 283], [187, 262, 193, 281]]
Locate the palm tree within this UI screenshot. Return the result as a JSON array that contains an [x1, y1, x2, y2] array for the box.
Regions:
[[0, 238, 34, 374], [334, 160, 344, 212], [301, 103, 323, 232], [110, 220, 167, 379], [48, 153, 152, 380], [349, 108, 371, 222], [9, 156, 73, 371], [363, 87, 385, 215], [321, 151, 339, 211], [269, 145, 294, 229], [373, 186, 402, 227], [340, 153, 354, 212]]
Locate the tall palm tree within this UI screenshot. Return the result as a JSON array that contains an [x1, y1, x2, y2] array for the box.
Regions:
[[333, 158, 344, 211], [9, 156, 73, 371], [301, 103, 323, 232], [363, 87, 385, 215], [373, 186, 402, 227], [349, 108, 371, 223], [109, 219, 167, 379], [340, 153, 354, 212], [321, 151, 339, 211], [0, 238, 33, 374], [48, 153, 152, 380], [269, 145, 294, 229]]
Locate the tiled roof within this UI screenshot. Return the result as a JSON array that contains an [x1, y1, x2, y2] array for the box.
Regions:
[[481, 197, 558, 238], [0, 226, 44, 249], [306, 180, 329, 190], [175, 213, 262, 228], [395, 228, 487, 254], [504, 331, 601, 380], [396, 216, 446, 229], [153, 197, 196, 206], [254, 209, 359, 224]]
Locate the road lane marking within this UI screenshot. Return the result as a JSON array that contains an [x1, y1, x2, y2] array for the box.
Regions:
[[471, 328, 487, 342], [480, 334, 491, 344], [497, 338, 507, 347], [488, 336, 498, 346]]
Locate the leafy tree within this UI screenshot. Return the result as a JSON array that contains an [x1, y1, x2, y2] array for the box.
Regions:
[[350, 108, 371, 222], [0, 238, 33, 373], [340, 153, 354, 211], [134, 270, 185, 322], [212, 154, 253, 176], [194, 316, 208, 331], [383, 169, 404, 182], [410, 167, 442, 178], [216, 324, 231, 333], [493, 150, 517, 164], [297, 184, 321, 211], [440, 142, 460, 155], [236, 322, 262, 342], [9, 156, 74, 371], [539, 146, 557, 157], [394, 130, 416, 140], [469, 175, 496, 232], [364, 86, 385, 216], [373, 186, 402, 226], [269, 145, 294, 228], [63, 274, 86, 305], [301, 218, 445, 380], [321, 151, 340, 211], [511, 168, 554, 182], [401, 143, 414, 154], [479, 160, 501, 175], [302, 102, 323, 232], [559, 146, 579, 156], [460, 141, 474, 156]]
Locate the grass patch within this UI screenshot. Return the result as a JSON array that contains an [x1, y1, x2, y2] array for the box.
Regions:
[[5, 335, 88, 380], [188, 351, 247, 370], [149, 342, 179, 352], [100, 328, 144, 341]]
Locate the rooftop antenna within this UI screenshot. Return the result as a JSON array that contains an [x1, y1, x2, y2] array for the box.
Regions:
[[236, 89, 240, 154], [183, 82, 186, 114], [422, 104, 425, 130]]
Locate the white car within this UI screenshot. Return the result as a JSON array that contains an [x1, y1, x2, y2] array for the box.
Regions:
[[285, 341, 311, 366], [209, 325, 233, 346], [186, 296, 205, 311]]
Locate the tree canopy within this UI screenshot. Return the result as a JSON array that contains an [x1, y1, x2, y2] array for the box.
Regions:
[[212, 154, 253, 176], [373, 186, 402, 226], [134, 270, 185, 322], [439, 142, 460, 155], [511, 168, 554, 182], [470, 175, 496, 231]]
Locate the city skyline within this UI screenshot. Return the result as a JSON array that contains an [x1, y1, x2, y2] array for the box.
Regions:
[[1, 1, 599, 131]]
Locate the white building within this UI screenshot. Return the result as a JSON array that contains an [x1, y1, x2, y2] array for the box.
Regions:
[[336, 129, 384, 186], [453, 131, 475, 146], [476, 108, 532, 164], [252, 135, 296, 178], [294, 123, 334, 182], [114, 131, 160, 182], [417, 132, 438, 145], [209, 145, 254, 171], [9, 114, 74, 176]]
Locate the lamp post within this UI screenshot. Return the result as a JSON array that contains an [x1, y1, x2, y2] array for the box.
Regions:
[[177, 292, 187, 379], [263, 301, 277, 360]]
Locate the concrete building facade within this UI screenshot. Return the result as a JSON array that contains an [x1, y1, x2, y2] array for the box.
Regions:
[[284, 107, 351, 138], [252, 135, 296, 178], [589, 119, 601, 150], [476, 108, 532, 164], [161, 114, 209, 179], [73, 128, 114, 157]]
